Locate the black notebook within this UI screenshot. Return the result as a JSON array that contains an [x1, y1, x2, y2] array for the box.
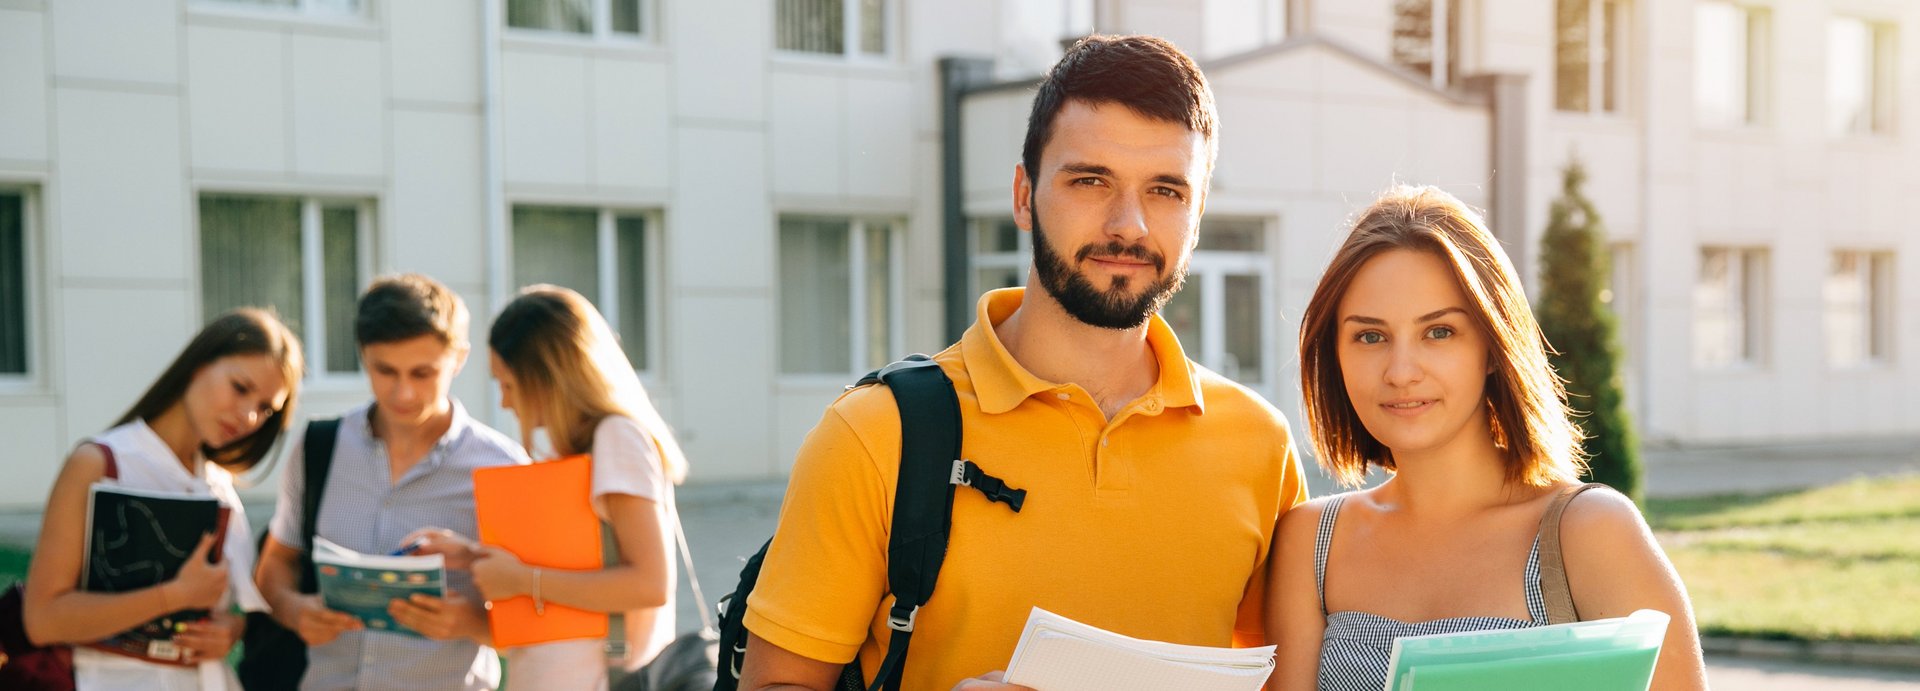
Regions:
[[81, 484, 232, 665]]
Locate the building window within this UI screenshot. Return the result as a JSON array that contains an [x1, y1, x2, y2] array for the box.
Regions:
[[776, 0, 889, 58], [507, 0, 648, 39], [192, 0, 362, 17], [1391, 0, 1460, 87], [1828, 17, 1896, 137], [971, 218, 1029, 298], [778, 216, 902, 375], [1826, 251, 1894, 368], [511, 206, 658, 372], [0, 190, 31, 376], [199, 194, 373, 377], [1555, 0, 1627, 113], [1160, 218, 1274, 391], [1695, 1, 1770, 128], [1694, 246, 1767, 368]]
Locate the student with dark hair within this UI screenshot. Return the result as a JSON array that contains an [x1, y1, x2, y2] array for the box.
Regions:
[[254, 274, 527, 691], [23, 308, 303, 690], [1266, 186, 1707, 690], [739, 35, 1309, 691]]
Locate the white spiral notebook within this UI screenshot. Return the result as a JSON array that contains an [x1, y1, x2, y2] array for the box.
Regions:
[[1002, 607, 1276, 691]]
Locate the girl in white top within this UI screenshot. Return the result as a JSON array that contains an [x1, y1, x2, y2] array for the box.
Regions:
[[22, 309, 303, 691], [412, 285, 688, 691]]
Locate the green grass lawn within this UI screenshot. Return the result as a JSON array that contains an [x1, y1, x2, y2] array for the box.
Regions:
[[1649, 474, 1920, 644], [1, 541, 27, 589]]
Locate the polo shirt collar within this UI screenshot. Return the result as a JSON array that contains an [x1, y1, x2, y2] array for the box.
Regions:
[[960, 287, 1206, 415]]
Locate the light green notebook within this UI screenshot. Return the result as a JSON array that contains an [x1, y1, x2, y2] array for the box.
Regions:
[[1384, 609, 1669, 691]]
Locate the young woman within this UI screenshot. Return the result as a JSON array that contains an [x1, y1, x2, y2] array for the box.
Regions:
[[22, 309, 303, 691], [412, 285, 688, 690], [1266, 186, 1707, 691]]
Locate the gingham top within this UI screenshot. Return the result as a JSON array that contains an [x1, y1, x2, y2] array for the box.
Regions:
[[1314, 494, 1548, 691]]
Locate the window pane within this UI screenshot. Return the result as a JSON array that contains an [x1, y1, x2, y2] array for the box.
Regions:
[[613, 0, 643, 34], [1199, 218, 1265, 252], [1695, 2, 1748, 127], [210, 0, 298, 7], [864, 222, 892, 369], [1829, 18, 1873, 136], [513, 206, 600, 303], [1391, 0, 1435, 79], [1555, 0, 1590, 112], [777, 0, 844, 54], [976, 218, 1020, 253], [1601, 0, 1620, 112], [508, 0, 591, 33], [1694, 248, 1738, 367], [1163, 278, 1203, 360], [200, 195, 305, 340], [859, 0, 885, 54], [321, 206, 360, 373], [305, 0, 359, 14], [975, 268, 1021, 297], [1826, 252, 1867, 367], [616, 215, 649, 370], [1223, 274, 1262, 384], [780, 218, 851, 373], [1870, 254, 1893, 360], [0, 192, 24, 374]]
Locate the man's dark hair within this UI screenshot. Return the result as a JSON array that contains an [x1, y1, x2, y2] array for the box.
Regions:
[[354, 273, 470, 348], [1020, 34, 1219, 180]]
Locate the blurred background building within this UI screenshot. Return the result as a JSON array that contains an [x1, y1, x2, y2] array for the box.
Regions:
[[0, 0, 1913, 507]]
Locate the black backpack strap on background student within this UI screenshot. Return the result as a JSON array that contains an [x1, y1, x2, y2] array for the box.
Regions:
[[237, 417, 340, 691], [714, 355, 1025, 691]]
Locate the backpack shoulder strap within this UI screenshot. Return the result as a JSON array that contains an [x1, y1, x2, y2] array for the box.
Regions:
[[298, 417, 342, 594], [863, 356, 963, 691], [95, 442, 119, 481], [1536, 482, 1609, 625]]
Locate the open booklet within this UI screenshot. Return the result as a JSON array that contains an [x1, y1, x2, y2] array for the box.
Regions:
[[1384, 609, 1670, 691], [1003, 607, 1276, 691], [311, 536, 446, 638], [82, 483, 232, 665]]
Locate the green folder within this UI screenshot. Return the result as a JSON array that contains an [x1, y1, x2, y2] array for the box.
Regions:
[[1384, 609, 1669, 691]]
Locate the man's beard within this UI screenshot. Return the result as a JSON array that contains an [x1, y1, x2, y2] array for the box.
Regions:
[[1029, 197, 1187, 330]]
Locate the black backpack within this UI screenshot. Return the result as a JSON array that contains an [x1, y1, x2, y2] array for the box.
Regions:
[[713, 356, 1026, 691], [237, 417, 341, 690]]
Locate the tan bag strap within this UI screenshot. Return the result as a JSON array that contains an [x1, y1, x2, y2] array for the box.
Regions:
[[1536, 482, 1609, 625]]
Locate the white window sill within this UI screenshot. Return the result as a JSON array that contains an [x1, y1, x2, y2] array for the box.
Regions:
[[502, 31, 666, 59], [186, 3, 379, 38]]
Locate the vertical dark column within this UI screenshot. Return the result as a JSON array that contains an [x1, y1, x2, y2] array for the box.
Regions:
[[939, 57, 997, 343], [1468, 73, 1532, 289]]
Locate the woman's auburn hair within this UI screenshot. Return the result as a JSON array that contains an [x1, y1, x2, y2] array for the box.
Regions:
[[489, 285, 688, 484], [1298, 185, 1586, 488], [117, 307, 305, 472]]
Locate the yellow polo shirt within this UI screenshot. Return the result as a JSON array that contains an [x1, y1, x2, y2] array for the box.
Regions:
[[745, 288, 1309, 689]]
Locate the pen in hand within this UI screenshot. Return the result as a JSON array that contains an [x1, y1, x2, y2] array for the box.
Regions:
[[389, 538, 427, 557]]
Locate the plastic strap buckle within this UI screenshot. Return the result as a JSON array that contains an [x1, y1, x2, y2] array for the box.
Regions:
[[888, 604, 919, 632]]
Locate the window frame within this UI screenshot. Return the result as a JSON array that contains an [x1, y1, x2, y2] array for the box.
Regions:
[[0, 185, 41, 390], [1826, 15, 1897, 138], [1391, 0, 1461, 88], [187, 0, 369, 22], [1825, 249, 1896, 369], [1693, 245, 1770, 370], [1694, 0, 1773, 130], [503, 0, 657, 44], [196, 192, 378, 383], [1554, 0, 1631, 116], [506, 205, 665, 376], [772, 0, 897, 63], [776, 214, 906, 380]]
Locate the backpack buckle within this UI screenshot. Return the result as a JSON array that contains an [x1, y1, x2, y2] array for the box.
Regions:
[[950, 460, 970, 486], [950, 460, 1027, 513], [888, 604, 919, 632]]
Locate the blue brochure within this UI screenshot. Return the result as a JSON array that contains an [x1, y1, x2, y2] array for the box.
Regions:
[[311, 536, 446, 638]]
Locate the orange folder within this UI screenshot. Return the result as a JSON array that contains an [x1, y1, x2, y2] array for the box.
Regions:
[[472, 454, 607, 648]]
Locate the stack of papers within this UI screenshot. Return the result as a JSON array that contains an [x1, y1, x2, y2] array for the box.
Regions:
[[1003, 607, 1275, 691], [312, 536, 447, 638], [82, 484, 232, 663], [1385, 609, 1670, 691]]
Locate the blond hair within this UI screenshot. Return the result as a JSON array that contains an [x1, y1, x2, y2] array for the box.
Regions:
[[489, 285, 687, 483]]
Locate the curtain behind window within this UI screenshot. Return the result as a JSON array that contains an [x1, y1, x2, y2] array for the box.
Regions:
[[0, 193, 25, 374], [780, 218, 851, 373], [201, 195, 304, 338]]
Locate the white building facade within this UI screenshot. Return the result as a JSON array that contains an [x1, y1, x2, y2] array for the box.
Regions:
[[0, 0, 1913, 507]]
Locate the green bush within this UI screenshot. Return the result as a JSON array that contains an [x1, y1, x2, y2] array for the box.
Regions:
[[1537, 161, 1643, 503]]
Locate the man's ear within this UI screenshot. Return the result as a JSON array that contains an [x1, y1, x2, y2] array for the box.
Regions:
[[451, 343, 472, 375], [1012, 163, 1035, 232]]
